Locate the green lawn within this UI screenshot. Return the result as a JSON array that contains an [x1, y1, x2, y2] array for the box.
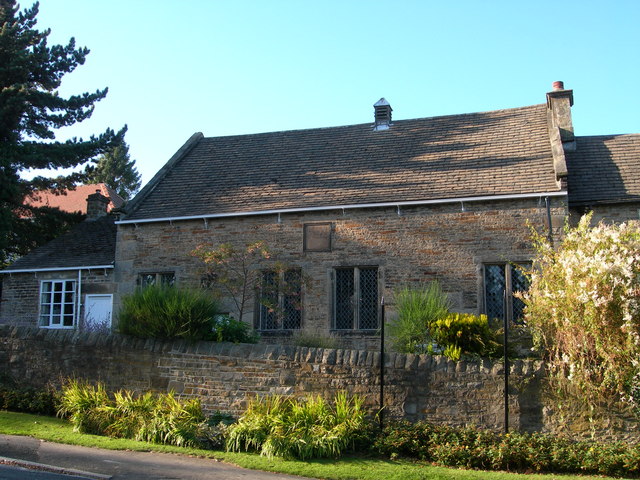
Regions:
[[0, 410, 633, 480]]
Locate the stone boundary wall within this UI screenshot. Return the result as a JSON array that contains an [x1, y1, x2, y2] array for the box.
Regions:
[[1, 326, 637, 441]]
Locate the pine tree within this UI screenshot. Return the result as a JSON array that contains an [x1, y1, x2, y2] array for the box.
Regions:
[[86, 140, 141, 200], [0, 1, 124, 266]]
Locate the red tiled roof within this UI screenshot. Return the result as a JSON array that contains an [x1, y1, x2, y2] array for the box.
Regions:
[[25, 184, 125, 214]]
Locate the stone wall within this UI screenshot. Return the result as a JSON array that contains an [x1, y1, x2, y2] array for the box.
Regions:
[[114, 198, 567, 350], [2, 325, 637, 442]]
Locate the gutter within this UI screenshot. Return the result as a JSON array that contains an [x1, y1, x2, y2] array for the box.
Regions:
[[117, 191, 568, 226], [1, 265, 114, 275]]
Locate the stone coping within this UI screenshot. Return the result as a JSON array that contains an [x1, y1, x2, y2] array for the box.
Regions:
[[0, 325, 543, 373]]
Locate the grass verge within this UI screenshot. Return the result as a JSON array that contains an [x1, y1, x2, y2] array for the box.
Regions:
[[0, 410, 634, 480]]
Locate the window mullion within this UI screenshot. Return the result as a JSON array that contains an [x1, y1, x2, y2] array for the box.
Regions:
[[505, 265, 513, 324], [353, 267, 361, 329]]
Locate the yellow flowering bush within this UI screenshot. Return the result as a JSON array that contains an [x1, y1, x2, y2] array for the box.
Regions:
[[522, 213, 640, 413]]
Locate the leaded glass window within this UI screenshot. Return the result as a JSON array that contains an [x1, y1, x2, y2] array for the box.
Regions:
[[333, 266, 379, 330], [139, 272, 175, 288], [483, 263, 530, 324], [257, 268, 302, 330]]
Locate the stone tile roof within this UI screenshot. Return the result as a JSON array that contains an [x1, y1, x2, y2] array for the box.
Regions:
[[124, 104, 561, 221], [566, 134, 640, 206], [24, 184, 125, 214], [3, 215, 116, 272]]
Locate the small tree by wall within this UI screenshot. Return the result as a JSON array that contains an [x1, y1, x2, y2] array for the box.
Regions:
[[521, 213, 640, 417], [191, 242, 271, 321], [191, 241, 306, 326]]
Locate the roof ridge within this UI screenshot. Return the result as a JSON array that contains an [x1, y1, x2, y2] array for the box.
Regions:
[[200, 103, 547, 141]]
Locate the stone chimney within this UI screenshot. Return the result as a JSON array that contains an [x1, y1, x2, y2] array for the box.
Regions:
[[86, 190, 110, 220], [373, 98, 392, 131], [546, 81, 575, 150], [546, 81, 575, 185]]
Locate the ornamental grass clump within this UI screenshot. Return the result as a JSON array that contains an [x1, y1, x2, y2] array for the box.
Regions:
[[118, 285, 222, 341], [226, 392, 367, 460], [57, 379, 212, 448], [521, 213, 640, 414], [388, 282, 450, 354]]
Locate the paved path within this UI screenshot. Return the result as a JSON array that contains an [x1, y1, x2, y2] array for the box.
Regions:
[[0, 435, 316, 480]]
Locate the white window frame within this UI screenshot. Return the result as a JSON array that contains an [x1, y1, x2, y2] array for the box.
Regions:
[[39, 279, 77, 329]]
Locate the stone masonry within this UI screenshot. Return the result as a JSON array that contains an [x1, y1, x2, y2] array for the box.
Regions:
[[1, 325, 637, 442], [114, 198, 567, 350]]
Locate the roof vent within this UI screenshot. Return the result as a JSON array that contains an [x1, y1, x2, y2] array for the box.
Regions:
[[373, 98, 392, 131]]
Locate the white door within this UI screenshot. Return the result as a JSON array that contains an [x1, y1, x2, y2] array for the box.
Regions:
[[84, 294, 113, 330]]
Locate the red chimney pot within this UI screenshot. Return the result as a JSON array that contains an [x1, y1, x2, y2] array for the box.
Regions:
[[552, 81, 564, 91]]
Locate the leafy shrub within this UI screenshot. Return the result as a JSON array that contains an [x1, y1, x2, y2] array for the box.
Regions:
[[118, 285, 222, 341], [374, 421, 640, 477], [388, 282, 450, 354], [429, 313, 501, 361], [226, 392, 368, 459], [57, 379, 214, 448], [211, 314, 258, 343], [521, 213, 640, 413], [388, 282, 500, 360], [0, 374, 59, 416]]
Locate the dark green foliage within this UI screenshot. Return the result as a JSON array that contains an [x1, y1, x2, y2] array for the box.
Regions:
[[85, 141, 141, 200], [211, 314, 259, 343], [374, 421, 640, 477], [117, 285, 222, 341], [3, 205, 84, 266], [0, 1, 125, 266], [57, 379, 214, 448], [226, 392, 368, 460], [0, 373, 58, 416]]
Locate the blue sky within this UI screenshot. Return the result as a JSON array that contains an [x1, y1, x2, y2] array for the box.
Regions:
[[33, 0, 640, 187]]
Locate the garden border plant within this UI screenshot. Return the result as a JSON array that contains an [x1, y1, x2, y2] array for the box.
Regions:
[[3, 378, 640, 478], [388, 281, 502, 360], [374, 420, 640, 478], [57, 379, 225, 449], [521, 213, 640, 418], [226, 391, 370, 460], [117, 284, 257, 343]]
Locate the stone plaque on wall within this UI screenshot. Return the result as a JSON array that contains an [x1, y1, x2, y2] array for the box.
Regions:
[[303, 223, 332, 252]]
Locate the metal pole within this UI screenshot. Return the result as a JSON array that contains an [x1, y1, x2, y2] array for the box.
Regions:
[[503, 289, 509, 434], [379, 296, 385, 430]]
